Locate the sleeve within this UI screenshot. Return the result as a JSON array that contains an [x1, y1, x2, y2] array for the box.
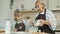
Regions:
[[46, 10, 57, 30]]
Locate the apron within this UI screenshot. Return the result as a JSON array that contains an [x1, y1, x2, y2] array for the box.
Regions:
[[35, 9, 55, 34], [15, 21, 26, 31]]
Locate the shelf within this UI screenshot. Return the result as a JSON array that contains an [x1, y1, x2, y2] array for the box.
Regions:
[[51, 8, 60, 11], [20, 10, 38, 13]]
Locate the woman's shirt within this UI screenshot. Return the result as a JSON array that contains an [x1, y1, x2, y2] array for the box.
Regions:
[[35, 9, 57, 30]]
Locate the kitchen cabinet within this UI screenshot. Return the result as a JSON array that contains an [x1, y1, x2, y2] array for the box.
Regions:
[[49, 0, 60, 10], [14, 0, 36, 11], [0, 29, 5, 34], [11, 32, 49, 34], [13, 0, 48, 11], [13, 0, 60, 11]]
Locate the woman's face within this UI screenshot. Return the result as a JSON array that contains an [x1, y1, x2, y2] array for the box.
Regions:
[[36, 2, 45, 11]]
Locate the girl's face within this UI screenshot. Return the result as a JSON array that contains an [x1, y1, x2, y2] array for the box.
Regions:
[[15, 12, 22, 21], [15, 13, 20, 17], [17, 17, 22, 21]]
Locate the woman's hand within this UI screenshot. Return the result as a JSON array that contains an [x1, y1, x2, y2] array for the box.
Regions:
[[39, 19, 51, 26], [39, 19, 45, 26]]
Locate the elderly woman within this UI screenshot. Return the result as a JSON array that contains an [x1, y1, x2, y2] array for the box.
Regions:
[[30, 0, 57, 34]]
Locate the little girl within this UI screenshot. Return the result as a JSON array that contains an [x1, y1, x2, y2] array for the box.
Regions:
[[14, 9, 26, 31]]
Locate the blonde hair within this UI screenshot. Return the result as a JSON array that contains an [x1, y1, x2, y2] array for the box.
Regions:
[[35, 0, 45, 7], [14, 9, 22, 21]]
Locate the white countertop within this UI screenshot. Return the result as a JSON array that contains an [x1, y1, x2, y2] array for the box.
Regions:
[[11, 32, 32, 34]]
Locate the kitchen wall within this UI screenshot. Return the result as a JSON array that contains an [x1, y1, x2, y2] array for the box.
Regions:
[[0, 0, 10, 27]]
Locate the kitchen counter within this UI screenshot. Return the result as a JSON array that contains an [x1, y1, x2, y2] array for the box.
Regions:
[[0, 20, 60, 34], [0, 26, 5, 34], [11, 32, 48, 34], [11, 26, 60, 34], [11, 25, 60, 34], [0, 32, 4, 34], [0, 30, 5, 33], [54, 27, 60, 32], [0, 27, 60, 34], [0, 30, 4, 34]]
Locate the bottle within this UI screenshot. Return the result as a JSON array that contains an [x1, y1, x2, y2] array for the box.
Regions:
[[5, 19, 11, 34]]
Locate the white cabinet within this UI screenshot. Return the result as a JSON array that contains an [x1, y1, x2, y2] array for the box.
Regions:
[[49, 0, 60, 10], [23, 0, 36, 11], [13, 0, 49, 11], [14, 0, 36, 11], [13, 0, 60, 11]]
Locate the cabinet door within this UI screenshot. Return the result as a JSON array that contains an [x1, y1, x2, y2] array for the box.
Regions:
[[23, 0, 36, 11], [49, 0, 60, 10], [15, 0, 37, 11], [14, 0, 48, 11], [49, 0, 56, 10], [56, 0, 60, 8]]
